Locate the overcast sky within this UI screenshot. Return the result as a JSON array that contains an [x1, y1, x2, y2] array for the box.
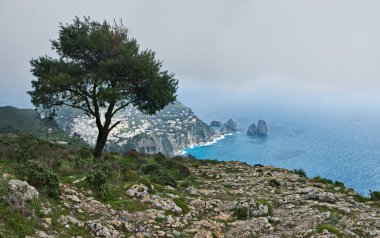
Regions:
[[1, 0, 380, 108]]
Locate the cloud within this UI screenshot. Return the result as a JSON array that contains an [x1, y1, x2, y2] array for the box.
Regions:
[[1, 0, 380, 107]]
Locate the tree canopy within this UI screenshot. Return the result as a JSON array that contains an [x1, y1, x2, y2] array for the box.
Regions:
[[28, 17, 178, 157]]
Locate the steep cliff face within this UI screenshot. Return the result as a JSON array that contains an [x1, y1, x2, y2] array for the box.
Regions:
[[55, 101, 217, 156]]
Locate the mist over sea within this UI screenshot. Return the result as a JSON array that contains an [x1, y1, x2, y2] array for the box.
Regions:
[[178, 83, 380, 195]]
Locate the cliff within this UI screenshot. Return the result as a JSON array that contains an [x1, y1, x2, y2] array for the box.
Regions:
[[55, 101, 217, 156]]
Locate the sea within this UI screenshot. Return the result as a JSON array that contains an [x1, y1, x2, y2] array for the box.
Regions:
[[179, 86, 380, 195]]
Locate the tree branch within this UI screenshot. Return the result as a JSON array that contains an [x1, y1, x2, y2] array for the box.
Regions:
[[111, 99, 138, 116], [108, 120, 122, 132], [62, 103, 92, 115]]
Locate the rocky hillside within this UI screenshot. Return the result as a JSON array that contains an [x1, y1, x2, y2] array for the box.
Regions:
[[55, 101, 217, 156], [1, 136, 379, 237], [2, 162, 380, 237]]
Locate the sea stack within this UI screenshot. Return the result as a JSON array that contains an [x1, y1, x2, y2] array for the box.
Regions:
[[210, 121, 222, 127], [257, 120, 268, 136], [221, 119, 238, 134], [247, 123, 257, 136]]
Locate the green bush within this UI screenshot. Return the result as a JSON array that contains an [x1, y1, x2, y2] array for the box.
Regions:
[[173, 197, 189, 213], [370, 191, 380, 201], [73, 155, 92, 174], [150, 170, 177, 187], [141, 164, 161, 174], [234, 207, 248, 220], [269, 178, 281, 187], [77, 146, 93, 160], [124, 170, 140, 182], [86, 163, 113, 191], [292, 168, 307, 177], [16, 135, 41, 161], [334, 181, 345, 188], [311, 176, 333, 185], [24, 160, 60, 198]]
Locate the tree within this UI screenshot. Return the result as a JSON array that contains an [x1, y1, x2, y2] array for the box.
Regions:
[[28, 17, 178, 158]]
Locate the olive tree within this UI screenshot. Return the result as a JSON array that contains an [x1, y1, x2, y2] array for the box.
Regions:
[[29, 17, 178, 157]]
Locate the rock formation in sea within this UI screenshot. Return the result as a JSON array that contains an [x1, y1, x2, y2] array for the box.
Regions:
[[210, 121, 222, 127], [257, 120, 268, 136], [221, 119, 238, 134], [247, 123, 257, 136]]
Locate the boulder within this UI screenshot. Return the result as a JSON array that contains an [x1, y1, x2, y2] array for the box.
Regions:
[[4, 179, 39, 209], [257, 120, 268, 136], [221, 119, 238, 134], [210, 121, 222, 127], [247, 123, 257, 136]]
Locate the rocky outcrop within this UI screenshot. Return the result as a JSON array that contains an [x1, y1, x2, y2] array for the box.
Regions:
[[3, 179, 39, 210], [221, 119, 238, 134], [257, 120, 268, 136], [6, 161, 380, 238], [247, 123, 257, 136], [210, 121, 222, 127]]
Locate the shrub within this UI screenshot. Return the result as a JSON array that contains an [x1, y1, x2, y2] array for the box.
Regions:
[[124, 170, 140, 182], [292, 168, 307, 177], [269, 179, 281, 187], [150, 170, 177, 187], [254, 164, 264, 167], [16, 135, 41, 162], [141, 164, 161, 175], [311, 176, 333, 185], [24, 160, 59, 198], [77, 146, 93, 160], [178, 165, 191, 178], [334, 181, 345, 188], [316, 224, 341, 235], [233, 207, 248, 220], [370, 191, 380, 201], [86, 163, 113, 191], [173, 197, 189, 213]]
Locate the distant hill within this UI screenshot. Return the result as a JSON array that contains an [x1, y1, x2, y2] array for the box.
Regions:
[[0, 106, 73, 141]]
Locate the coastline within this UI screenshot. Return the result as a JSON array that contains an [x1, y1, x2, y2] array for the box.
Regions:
[[177, 132, 236, 156]]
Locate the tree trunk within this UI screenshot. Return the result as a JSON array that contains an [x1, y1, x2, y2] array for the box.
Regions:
[[93, 128, 109, 158]]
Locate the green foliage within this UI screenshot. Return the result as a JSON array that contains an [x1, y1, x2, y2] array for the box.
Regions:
[[269, 178, 281, 187], [292, 168, 307, 177], [141, 163, 161, 174], [151, 170, 177, 188], [311, 176, 333, 185], [73, 147, 93, 174], [316, 224, 342, 236], [16, 134, 41, 161], [233, 207, 248, 220], [173, 197, 189, 214], [124, 170, 140, 182], [370, 191, 380, 201], [86, 162, 113, 193], [334, 180, 345, 188], [24, 160, 60, 198]]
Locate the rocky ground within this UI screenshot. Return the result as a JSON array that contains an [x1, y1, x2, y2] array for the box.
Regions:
[[4, 161, 380, 238]]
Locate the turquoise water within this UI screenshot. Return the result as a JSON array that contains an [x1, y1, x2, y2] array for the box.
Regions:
[[183, 101, 380, 195]]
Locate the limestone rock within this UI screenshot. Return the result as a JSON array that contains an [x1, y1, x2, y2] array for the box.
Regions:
[[247, 123, 257, 136], [210, 121, 222, 127], [127, 184, 149, 198], [257, 120, 268, 136], [221, 119, 238, 134], [4, 179, 39, 209]]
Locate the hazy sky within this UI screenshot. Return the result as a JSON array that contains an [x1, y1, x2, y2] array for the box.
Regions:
[[1, 0, 380, 108]]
